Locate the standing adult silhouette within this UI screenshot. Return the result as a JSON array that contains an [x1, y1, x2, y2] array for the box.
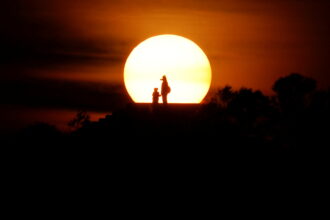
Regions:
[[161, 75, 171, 104]]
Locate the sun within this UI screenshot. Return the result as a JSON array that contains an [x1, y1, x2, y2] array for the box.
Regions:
[[124, 34, 212, 103]]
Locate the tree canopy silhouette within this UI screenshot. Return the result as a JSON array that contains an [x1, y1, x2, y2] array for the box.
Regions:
[[273, 73, 316, 113]]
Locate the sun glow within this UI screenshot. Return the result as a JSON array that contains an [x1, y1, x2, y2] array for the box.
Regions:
[[124, 35, 212, 103]]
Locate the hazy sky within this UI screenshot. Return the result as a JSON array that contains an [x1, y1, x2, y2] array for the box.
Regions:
[[1, 0, 329, 98]]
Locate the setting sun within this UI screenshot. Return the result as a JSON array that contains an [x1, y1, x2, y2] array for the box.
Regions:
[[124, 34, 212, 103]]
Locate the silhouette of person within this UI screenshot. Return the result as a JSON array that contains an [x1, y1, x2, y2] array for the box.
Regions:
[[152, 88, 161, 105], [161, 75, 171, 105]]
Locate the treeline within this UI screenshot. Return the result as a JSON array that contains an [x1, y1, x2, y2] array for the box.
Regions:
[[9, 73, 330, 158]]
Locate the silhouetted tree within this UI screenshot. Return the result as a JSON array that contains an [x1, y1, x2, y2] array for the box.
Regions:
[[217, 85, 236, 107], [227, 88, 271, 125], [310, 88, 330, 114], [68, 111, 90, 129], [273, 73, 316, 113]]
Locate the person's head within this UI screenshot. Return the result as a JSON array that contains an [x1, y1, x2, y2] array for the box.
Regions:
[[154, 88, 158, 92], [161, 75, 167, 81]]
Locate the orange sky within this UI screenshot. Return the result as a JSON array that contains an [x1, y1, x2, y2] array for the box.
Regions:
[[2, 0, 330, 94]]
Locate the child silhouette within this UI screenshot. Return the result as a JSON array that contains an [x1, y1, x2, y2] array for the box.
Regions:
[[152, 88, 161, 104]]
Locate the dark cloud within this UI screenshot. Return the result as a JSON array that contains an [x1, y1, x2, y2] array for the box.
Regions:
[[0, 78, 130, 111], [0, 20, 127, 66], [1, 0, 330, 98], [0, 0, 130, 74]]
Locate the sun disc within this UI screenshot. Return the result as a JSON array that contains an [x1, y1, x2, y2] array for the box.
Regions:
[[124, 34, 212, 103]]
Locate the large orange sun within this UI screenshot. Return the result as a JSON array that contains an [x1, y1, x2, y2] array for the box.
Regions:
[[124, 34, 212, 103]]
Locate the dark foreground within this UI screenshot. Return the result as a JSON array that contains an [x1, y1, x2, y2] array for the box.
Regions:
[[6, 102, 328, 169], [4, 73, 330, 183], [3, 99, 329, 204]]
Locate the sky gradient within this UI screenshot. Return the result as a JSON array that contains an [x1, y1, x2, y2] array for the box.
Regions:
[[1, 0, 329, 118]]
